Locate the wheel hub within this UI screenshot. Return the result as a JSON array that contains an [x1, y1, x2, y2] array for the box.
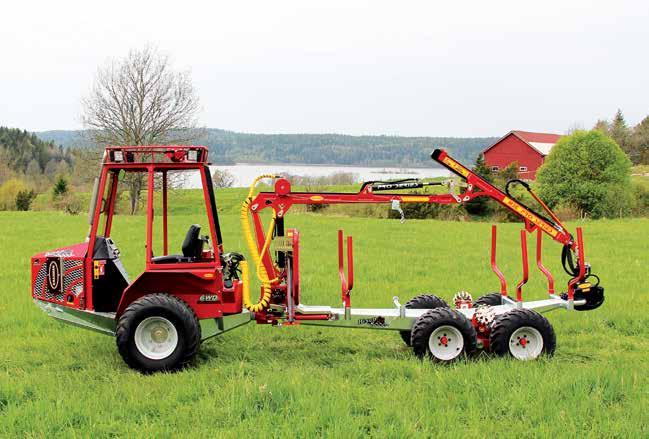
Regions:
[[428, 325, 464, 361], [519, 337, 528, 347], [134, 316, 179, 360], [151, 326, 169, 343], [508, 326, 543, 360]]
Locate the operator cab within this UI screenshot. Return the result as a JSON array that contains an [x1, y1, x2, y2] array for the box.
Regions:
[[80, 145, 231, 313]]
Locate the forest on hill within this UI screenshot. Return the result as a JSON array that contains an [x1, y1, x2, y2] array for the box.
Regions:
[[36, 129, 497, 167], [202, 129, 496, 166], [0, 127, 74, 210], [0, 126, 73, 181]]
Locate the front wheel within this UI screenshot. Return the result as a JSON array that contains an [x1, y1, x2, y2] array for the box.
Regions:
[[489, 308, 556, 360], [116, 293, 201, 373]]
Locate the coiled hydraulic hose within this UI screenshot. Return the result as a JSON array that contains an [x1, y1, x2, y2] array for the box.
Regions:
[[240, 174, 279, 312], [240, 260, 252, 310]]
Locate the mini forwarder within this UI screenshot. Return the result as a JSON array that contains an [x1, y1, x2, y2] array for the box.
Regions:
[[31, 145, 604, 372]]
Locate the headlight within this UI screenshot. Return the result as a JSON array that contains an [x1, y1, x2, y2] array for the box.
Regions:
[[187, 149, 198, 162], [113, 150, 124, 162]]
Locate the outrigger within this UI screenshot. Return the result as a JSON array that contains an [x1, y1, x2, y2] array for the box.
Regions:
[[31, 146, 604, 372]]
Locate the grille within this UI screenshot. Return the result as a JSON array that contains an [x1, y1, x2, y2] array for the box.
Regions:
[[63, 260, 82, 271], [34, 264, 46, 299], [64, 264, 84, 296], [34, 259, 84, 302]]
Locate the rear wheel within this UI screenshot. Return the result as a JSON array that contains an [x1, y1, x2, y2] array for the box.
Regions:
[[399, 294, 449, 346], [411, 308, 477, 362], [489, 308, 556, 360], [473, 292, 502, 307], [116, 293, 201, 373]]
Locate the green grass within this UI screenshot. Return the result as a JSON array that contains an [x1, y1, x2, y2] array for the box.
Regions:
[[1, 202, 648, 437]]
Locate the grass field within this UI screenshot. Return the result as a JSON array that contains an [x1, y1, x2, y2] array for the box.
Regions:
[[1, 198, 648, 437]]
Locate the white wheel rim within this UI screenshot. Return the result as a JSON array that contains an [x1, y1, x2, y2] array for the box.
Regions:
[[428, 325, 464, 361], [509, 326, 544, 360], [134, 316, 179, 360]]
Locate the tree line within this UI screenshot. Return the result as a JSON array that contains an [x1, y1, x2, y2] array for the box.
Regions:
[[39, 128, 497, 169], [594, 109, 649, 165], [0, 127, 74, 210], [0, 127, 72, 177], [204, 129, 496, 167]]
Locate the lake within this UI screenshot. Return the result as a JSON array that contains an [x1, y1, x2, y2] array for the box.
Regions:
[[186, 163, 450, 188]]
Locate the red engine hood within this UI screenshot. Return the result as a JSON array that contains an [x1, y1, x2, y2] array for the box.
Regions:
[[32, 242, 89, 259]]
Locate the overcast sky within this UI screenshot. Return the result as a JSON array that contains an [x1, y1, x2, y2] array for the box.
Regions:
[[1, 0, 647, 137]]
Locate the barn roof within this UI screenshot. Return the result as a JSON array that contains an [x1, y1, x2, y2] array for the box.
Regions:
[[482, 130, 562, 156]]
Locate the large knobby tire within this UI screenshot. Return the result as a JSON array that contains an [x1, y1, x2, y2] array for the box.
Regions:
[[116, 293, 201, 373], [490, 308, 556, 360], [399, 294, 449, 346], [411, 308, 477, 362], [473, 292, 502, 307]]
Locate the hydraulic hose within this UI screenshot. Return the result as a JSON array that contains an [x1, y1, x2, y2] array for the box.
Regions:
[[505, 179, 583, 279], [240, 174, 279, 312], [561, 244, 580, 277], [240, 260, 253, 311], [505, 179, 556, 227]]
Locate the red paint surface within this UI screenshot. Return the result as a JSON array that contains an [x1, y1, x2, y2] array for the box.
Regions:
[[483, 132, 561, 180], [514, 131, 561, 144]]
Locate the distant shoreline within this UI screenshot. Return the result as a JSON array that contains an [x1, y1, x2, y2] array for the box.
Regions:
[[213, 161, 441, 170]]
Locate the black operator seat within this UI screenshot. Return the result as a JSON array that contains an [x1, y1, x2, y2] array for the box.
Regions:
[[151, 224, 206, 264]]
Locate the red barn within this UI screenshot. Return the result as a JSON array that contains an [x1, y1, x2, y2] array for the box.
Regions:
[[482, 130, 562, 180]]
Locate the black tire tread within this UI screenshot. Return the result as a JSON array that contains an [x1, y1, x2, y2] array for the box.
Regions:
[[490, 308, 556, 358], [116, 293, 201, 373], [411, 307, 477, 361], [473, 292, 502, 308], [399, 294, 449, 346]]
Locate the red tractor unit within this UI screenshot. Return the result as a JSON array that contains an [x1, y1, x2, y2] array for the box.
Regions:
[[31, 145, 604, 372]]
